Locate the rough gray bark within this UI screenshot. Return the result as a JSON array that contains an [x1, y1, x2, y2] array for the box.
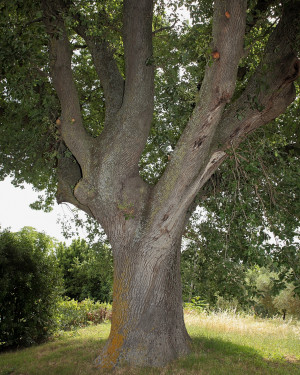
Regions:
[[41, 0, 300, 369], [95, 233, 191, 368]]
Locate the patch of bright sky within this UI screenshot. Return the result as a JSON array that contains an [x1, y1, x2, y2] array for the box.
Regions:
[[0, 177, 87, 244]]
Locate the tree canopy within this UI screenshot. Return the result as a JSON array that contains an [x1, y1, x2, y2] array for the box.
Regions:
[[1, 1, 299, 198]]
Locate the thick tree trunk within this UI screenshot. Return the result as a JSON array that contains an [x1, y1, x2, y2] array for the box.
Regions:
[[95, 235, 191, 369], [41, 0, 300, 371]]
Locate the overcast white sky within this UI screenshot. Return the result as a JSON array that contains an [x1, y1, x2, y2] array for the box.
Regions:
[[0, 177, 87, 244]]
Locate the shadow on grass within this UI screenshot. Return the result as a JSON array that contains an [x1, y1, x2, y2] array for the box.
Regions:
[[173, 335, 300, 375], [0, 325, 110, 375]]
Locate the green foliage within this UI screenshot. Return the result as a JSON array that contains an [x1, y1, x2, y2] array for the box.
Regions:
[[185, 296, 209, 312], [273, 284, 300, 319], [56, 239, 113, 302], [246, 266, 300, 319], [55, 298, 112, 332], [0, 0, 59, 193], [0, 227, 63, 349], [181, 227, 248, 306], [181, 88, 300, 307]]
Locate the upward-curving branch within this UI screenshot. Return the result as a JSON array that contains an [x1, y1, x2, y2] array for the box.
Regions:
[[112, 0, 155, 170], [42, 0, 93, 169], [217, 1, 300, 149], [73, 17, 124, 124], [150, 0, 247, 224]]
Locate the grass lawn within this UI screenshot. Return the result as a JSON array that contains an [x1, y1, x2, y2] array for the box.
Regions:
[[0, 311, 299, 375]]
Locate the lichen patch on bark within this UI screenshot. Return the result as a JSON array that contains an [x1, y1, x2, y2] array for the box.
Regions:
[[97, 264, 131, 369]]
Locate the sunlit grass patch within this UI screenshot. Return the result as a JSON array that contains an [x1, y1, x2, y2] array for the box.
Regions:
[[184, 309, 300, 362]]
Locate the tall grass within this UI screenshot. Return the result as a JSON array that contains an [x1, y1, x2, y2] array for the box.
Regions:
[[185, 309, 300, 364], [0, 310, 299, 375]]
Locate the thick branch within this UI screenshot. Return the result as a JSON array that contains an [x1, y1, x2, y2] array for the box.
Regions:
[[56, 142, 93, 217], [77, 0, 155, 220], [148, 0, 247, 226], [74, 20, 124, 123], [123, 0, 154, 113], [109, 0, 155, 169], [217, 1, 300, 149], [42, 1, 93, 169], [92, 0, 156, 185], [182, 1, 300, 225], [51, 1, 156, 244]]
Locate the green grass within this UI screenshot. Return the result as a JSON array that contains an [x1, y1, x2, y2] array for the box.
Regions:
[[1, 311, 299, 375]]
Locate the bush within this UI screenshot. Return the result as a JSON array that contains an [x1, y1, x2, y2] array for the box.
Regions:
[[55, 298, 112, 331], [0, 227, 63, 349]]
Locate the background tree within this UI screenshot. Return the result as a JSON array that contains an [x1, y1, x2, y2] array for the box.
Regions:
[[1, 0, 300, 369], [56, 239, 113, 302], [245, 266, 300, 319]]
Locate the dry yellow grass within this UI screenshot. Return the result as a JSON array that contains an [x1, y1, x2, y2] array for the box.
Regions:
[[184, 309, 300, 337]]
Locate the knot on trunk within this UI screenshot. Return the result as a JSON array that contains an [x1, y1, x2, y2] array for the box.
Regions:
[[74, 178, 97, 204]]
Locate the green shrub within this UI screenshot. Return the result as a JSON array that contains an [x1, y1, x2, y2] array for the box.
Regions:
[[185, 296, 209, 312], [0, 227, 63, 349], [55, 298, 112, 331]]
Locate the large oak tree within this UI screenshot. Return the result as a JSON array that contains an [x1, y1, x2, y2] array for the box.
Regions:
[[1, 0, 300, 369]]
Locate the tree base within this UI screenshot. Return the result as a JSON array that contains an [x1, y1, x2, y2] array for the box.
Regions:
[[95, 325, 191, 369]]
